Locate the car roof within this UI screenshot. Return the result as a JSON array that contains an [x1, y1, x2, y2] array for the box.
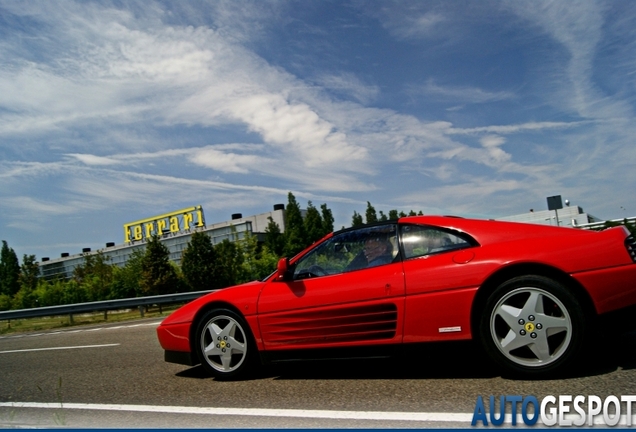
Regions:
[[331, 214, 591, 246]]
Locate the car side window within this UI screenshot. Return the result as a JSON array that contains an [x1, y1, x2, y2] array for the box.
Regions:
[[400, 225, 471, 259], [293, 225, 398, 280]]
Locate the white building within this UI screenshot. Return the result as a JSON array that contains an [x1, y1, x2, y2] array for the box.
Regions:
[[39, 204, 286, 280], [496, 203, 602, 228]]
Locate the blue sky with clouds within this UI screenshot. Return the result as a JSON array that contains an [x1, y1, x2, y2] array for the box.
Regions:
[[1, 0, 635, 261]]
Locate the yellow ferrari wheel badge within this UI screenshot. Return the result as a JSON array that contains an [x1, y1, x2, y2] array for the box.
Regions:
[[219, 340, 227, 349], [524, 322, 535, 332]]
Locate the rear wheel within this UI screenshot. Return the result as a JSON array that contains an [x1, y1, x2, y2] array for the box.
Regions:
[[195, 309, 256, 380], [479, 275, 586, 377]]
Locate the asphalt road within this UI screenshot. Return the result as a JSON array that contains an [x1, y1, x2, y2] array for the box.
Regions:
[[1, 317, 636, 428]]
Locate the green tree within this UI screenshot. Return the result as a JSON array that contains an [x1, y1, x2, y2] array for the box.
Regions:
[[264, 217, 285, 257], [239, 233, 279, 283], [34, 279, 65, 307], [283, 192, 307, 257], [73, 251, 113, 301], [320, 203, 334, 234], [19, 255, 39, 292], [215, 239, 244, 288], [110, 249, 144, 299], [12, 254, 40, 309], [351, 211, 364, 227], [139, 235, 179, 296], [388, 209, 399, 220], [0, 240, 20, 297], [0, 293, 11, 311], [379, 211, 388, 222], [304, 201, 325, 244], [62, 280, 90, 305], [181, 231, 220, 291], [365, 201, 378, 224]]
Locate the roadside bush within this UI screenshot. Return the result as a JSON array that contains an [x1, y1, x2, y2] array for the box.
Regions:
[[0, 293, 12, 311]]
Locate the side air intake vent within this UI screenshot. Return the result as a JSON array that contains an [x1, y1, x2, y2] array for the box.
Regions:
[[626, 235, 636, 263]]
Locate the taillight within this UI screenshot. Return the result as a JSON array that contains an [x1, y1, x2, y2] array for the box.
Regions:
[[626, 235, 636, 263]]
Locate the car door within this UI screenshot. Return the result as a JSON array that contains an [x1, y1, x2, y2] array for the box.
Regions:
[[400, 224, 479, 343], [257, 224, 406, 350]]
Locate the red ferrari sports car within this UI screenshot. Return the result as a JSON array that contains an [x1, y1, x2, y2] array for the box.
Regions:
[[157, 216, 636, 379]]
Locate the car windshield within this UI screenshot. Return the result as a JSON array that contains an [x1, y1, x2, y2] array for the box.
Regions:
[[293, 224, 398, 280]]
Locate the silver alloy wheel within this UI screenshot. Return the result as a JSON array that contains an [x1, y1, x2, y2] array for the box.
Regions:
[[200, 314, 248, 373], [490, 287, 572, 368]]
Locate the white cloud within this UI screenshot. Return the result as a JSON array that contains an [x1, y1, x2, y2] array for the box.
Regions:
[[313, 72, 380, 104], [480, 135, 511, 165], [3, 196, 74, 216], [416, 80, 515, 104], [507, 0, 634, 120], [66, 154, 120, 166], [188, 148, 264, 174], [447, 121, 585, 135], [1, 1, 635, 259], [380, 8, 446, 40]]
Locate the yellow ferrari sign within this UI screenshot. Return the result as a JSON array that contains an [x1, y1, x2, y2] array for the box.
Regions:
[[123, 206, 205, 243]]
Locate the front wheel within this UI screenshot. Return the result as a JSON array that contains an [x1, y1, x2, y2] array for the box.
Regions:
[[479, 275, 587, 377], [195, 309, 256, 380]]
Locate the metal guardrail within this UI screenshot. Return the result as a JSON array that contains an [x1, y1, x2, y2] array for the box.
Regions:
[[0, 290, 214, 321], [578, 216, 636, 230]]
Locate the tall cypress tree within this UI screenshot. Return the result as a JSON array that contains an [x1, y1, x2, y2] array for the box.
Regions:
[[215, 239, 243, 288], [264, 217, 285, 257], [181, 231, 219, 291], [320, 203, 334, 235], [365, 201, 378, 224], [304, 201, 324, 244], [283, 192, 307, 257], [19, 254, 39, 292], [0, 241, 20, 297], [351, 211, 364, 227], [139, 235, 179, 296]]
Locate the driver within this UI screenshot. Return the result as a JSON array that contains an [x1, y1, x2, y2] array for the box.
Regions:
[[363, 236, 393, 267]]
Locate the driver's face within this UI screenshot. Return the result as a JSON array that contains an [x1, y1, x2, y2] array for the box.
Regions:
[[364, 238, 387, 261]]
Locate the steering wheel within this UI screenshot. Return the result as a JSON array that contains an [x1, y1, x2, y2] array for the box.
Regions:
[[307, 265, 328, 276]]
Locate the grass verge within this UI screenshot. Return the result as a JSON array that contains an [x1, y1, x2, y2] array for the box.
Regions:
[[0, 304, 182, 335]]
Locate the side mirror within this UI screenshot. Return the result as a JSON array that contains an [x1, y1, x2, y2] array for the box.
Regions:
[[276, 257, 290, 281]]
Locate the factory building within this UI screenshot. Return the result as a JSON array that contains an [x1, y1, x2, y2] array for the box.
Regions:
[[39, 204, 286, 280], [495, 202, 602, 228], [37, 197, 610, 280]]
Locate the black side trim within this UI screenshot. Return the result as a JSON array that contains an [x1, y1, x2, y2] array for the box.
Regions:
[[259, 344, 400, 364], [165, 350, 198, 366]]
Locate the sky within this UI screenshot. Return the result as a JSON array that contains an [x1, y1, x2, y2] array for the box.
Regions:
[[1, 0, 635, 261]]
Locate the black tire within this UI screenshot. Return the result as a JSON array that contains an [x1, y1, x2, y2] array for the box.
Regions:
[[195, 308, 257, 380], [479, 275, 586, 378]]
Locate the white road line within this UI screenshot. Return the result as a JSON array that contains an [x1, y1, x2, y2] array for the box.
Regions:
[[0, 343, 120, 354], [1, 402, 634, 426], [0, 402, 472, 423], [0, 321, 161, 340]]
